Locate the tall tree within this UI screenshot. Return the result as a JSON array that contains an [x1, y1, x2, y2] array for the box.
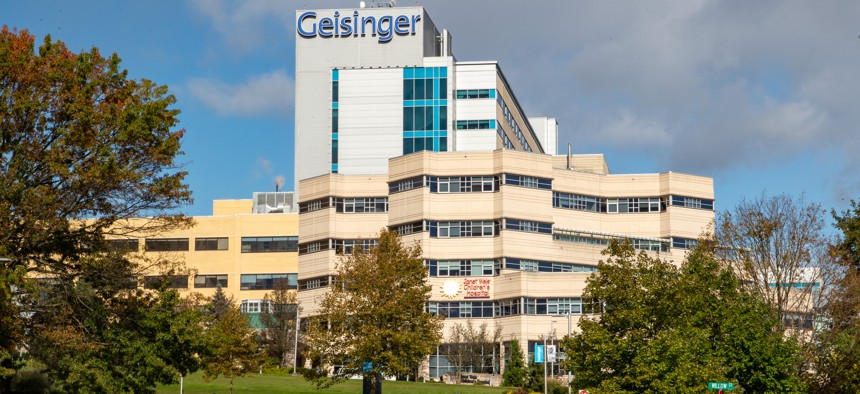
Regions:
[[201, 293, 265, 394], [803, 202, 860, 393], [502, 337, 527, 388], [259, 280, 300, 370], [561, 241, 805, 393], [303, 229, 443, 393], [0, 26, 192, 391], [715, 193, 832, 332]]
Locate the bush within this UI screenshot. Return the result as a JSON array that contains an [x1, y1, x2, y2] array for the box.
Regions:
[[11, 368, 54, 394]]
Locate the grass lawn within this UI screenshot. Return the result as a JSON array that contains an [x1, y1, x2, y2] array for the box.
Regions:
[[156, 373, 514, 394]]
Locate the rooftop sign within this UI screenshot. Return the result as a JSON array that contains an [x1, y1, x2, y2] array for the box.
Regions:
[[297, 10, 421, 43]]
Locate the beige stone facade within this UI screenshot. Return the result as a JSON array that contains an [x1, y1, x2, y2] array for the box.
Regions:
[[108, 195, 299, 306], [296, 150, 714, 378]]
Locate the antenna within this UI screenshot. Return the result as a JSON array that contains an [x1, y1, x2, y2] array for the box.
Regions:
[[365, 0, 396, 8]]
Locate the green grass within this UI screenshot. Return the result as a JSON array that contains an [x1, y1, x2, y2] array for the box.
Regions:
[[157, 373, 514, 394]]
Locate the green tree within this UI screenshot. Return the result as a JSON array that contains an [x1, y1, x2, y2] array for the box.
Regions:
[[303, 229, 443, 393], [833, 199, 860, 272], [0, 26, 193, 391], [561, 241, 805, 393], [502, 337, 527, 388], [201, 293, 265, 394], [803, 201, 860, 393], [260, 280, 300, 370]]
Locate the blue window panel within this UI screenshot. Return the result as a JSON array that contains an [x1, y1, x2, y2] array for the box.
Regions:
[[331, 133, 338, 140], [440, 136, 447, 151], [332, 69, 339, 81], [404, 67, 414, 79], [415, 67, 425, 78], [331, 164, 338, 173], [433, 78, 440, 100], [434, 106, 440, 130], [490, 119, 496, 128], [440, 67, 447, 77], [332, 102, 338, 109], [489, 89, 496, 98]]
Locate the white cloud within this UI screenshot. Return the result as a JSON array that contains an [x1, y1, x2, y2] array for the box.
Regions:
[[188, 0, 298, 52], [187, 70, 294, 117]]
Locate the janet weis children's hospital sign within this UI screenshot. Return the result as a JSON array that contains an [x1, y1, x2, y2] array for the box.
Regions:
[[296, 10, 422, 42]]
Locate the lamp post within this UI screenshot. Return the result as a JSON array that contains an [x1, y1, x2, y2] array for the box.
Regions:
[[552, 312, 573, 394]]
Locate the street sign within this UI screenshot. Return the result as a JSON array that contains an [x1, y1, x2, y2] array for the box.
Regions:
[[707, 382, 735, 390], [546, 345, 557, 362], [534, 345, 545, 363]]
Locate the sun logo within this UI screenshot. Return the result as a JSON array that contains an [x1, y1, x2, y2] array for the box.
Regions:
[[440, 280, 461, 299]]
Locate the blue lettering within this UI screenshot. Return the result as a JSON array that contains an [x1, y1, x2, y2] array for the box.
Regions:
[[361, 16, 376, 37], [411, 14, 421, 34], [340, 13, 353, 36], [296, 11, 421, 41], [394, 15, 409, 34], [377, 15, 393, 42], [297, 11, 317, 38], [319, 17, 334, 37]]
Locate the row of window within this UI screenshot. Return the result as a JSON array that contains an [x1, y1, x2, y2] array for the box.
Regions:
[[455, 119, 496, 130], [553, 230, 670, 252], [109, 237, 297, 253], [387, 174, 552, 195], [504, 219, 553, 234], [496, 95, 533, 152], [332, 70, 339, 172], [297, 238, 380, 255], [403, 67, 448, 156], [427, 258, 597, 277], [553, 192, 715, 213], [142, 273, 297, 290], [300, 197, 388, 213], [427, 297, 600, 318], [455, 89, 496, 99]]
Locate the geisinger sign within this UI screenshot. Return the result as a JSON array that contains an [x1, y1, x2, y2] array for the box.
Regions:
[[297, 10, 422, 42]]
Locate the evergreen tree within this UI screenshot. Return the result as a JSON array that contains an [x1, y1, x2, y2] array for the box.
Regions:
[[201, 292, 265, 394], [502, 337, 527, 388]]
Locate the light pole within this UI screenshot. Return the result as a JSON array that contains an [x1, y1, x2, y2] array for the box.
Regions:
[[553, 312, 573, 394]]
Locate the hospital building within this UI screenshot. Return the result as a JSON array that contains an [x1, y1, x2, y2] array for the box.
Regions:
[[293, 4, 714, 380]]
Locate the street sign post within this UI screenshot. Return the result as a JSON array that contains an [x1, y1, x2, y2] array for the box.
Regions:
[[707, 382, 735, 391]]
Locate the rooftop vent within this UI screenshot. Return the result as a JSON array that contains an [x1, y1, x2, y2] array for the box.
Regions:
[[253, 192, 297, 214]]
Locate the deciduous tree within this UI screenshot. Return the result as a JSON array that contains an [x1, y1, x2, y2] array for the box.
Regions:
[[445, 320, 500, 383], [303, 229, 443, 393], [561, 241, 805, 393], [201, 293, 265, 394], [0, 26, 193, 391]]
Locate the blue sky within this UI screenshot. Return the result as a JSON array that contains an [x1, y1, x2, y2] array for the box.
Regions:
[[3, 0, 859, 217]]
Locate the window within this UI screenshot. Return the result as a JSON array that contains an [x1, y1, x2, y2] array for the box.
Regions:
[[299, 197, 332, 213], [428, 260, 499, 277], [335, 197, 388, 213], [299, 276, 331, 291], [553, 229, 670, 252], [504, 219, 553, 234], [496, 95, 533, 152], [143, 275, 188, 289], [403, 67, 448, 155], [107, 239, 139, 252], [334, 239, 379, 255], [504, 174, 552, 190], [430, 176, 498, 193], [428, 301, 494, 318], [672, 237, 699, 249], [299, 240, 331, 255], [606, 197, 664, 213], [145, 238, 189, 252], [429, 221, 499, 238], [392, 221, 424, 236], [240, 273, 297, 290], [389, 176, 425, 194], [455, 119, 496, 130], [524, 298, 585, 315], [671, 195, 714, 210], [455, 89, 495, 99], [195, 237, 228, 251], [495, 298, 521, 317], [553, 192, 600, 212], [194, 274, 228, 288], [241, 236, 298, 253], [504, 258, 597, 273]]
